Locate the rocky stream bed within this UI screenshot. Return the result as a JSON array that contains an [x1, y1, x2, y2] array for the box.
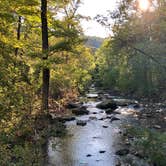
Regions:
[[46, 86, 166, 166]]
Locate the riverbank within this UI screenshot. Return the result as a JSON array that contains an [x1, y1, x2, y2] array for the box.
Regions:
[[118, 101, 166, 166], [103, 90, 166, 166], [44, 85, 166, 166], [46, 86, 143, 166]]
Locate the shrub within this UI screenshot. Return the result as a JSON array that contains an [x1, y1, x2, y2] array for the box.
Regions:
[[126, 126, 166, 166]]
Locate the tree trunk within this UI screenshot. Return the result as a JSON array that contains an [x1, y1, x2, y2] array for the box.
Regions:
[[15, 16, 22, 56], [41, 0, 50, 111]]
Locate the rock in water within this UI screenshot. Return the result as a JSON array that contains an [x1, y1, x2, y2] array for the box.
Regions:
[[156, 109, 163, 113], [110, 116, 120, 122], [54, 116, 76, 123], [98, 117, 105, 121], [86, 94, 98, 98], [86, 154, 92, 157], [72, 106, 89, 115], [99, 150, 106, 153], [89, 116, 97, 120], [105, 108, 114, 114], [153, 125, 161, 129], [76, 120, 87, 126], [96, 100, 117, 110], [133, 103, 140, 109], [64, 117, 76, 121], [66, 102, 81, 109]]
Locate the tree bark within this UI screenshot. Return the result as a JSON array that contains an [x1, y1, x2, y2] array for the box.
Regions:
[[41, 0, 50, 111], [15, 16, 22, 56]]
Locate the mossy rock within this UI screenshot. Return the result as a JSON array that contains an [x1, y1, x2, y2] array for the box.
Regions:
[[96, 100, 117, 110]]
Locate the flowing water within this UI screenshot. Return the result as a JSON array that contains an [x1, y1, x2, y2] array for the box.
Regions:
[[47, 89, 140, 166]]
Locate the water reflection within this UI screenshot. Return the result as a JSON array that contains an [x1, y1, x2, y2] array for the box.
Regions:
[[47, 95, 141, 166], [48, 100, 119, 166]]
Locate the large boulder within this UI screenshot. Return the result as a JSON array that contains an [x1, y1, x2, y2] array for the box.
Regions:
[[96, 100, 117, 110], [66, 102, 81, 109], [105, 108, 114, 114], [72, 106, 89, 116]]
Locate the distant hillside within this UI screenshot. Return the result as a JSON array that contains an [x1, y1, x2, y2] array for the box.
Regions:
[[85, 36, 104, 49]]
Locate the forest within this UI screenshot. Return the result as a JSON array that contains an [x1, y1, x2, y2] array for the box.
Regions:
[[0, 0, 165, 166], [95, 0, 166, 97]]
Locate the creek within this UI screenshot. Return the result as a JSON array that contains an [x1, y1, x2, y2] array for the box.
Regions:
[[47, 87, 141, 166]]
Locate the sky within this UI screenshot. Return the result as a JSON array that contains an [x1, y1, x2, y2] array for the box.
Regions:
[[78, 0, 118, 38]]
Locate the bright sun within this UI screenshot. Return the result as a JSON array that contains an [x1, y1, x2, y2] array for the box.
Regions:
[[138, 0, 150, 11]]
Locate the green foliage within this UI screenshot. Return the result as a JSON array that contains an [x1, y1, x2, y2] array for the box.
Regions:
[[49, 46, 95, 98], [0, 0, 95, 164], [95, 0, 166, 96], [0, 143, 43, 166], [126, 127, 166, 166]]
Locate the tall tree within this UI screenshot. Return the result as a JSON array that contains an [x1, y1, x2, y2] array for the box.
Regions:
[[41, 0, 50, 111], [95, 0, 166, 95]]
